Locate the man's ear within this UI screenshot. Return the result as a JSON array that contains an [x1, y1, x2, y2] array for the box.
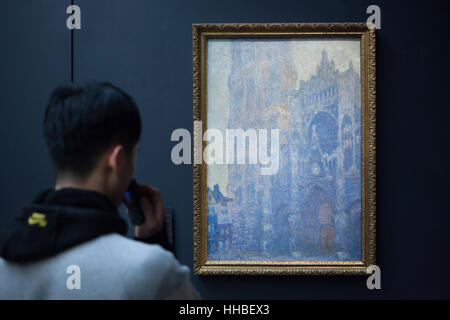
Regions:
[[107, 145, 124, 172]]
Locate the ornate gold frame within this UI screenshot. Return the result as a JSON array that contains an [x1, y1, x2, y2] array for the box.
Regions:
[[193, 23, 376, 275]]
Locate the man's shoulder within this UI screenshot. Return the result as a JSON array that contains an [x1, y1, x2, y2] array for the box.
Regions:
[[72, 233, 177, 267], [73, 234, 192, 299], [0, 234, 195, 299]]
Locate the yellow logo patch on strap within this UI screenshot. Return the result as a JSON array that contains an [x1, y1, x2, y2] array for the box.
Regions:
[[28, 212, 47, 228]]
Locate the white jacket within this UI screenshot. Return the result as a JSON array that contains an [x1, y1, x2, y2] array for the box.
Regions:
[[0, 233, 200, 300]]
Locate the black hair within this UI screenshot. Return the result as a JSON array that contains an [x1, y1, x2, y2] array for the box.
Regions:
[[43, 81, 141, 178]]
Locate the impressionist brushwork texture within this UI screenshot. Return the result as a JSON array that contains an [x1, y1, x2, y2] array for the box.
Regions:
[[207, 39, 361, 261]]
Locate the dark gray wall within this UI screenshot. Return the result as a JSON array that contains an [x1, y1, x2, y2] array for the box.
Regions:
[[0, 1, 70, 242], [1, 0, 449, 299]]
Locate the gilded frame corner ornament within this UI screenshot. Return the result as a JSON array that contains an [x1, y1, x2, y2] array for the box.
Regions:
[[193, 23, 376, 275]]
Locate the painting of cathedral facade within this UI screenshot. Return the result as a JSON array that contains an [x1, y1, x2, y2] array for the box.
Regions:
[[206, 38, 362, 262]]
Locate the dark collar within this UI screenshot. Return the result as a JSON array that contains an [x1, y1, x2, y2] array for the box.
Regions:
[[0, 188, 127, 263], [37, 188, 119, 214]]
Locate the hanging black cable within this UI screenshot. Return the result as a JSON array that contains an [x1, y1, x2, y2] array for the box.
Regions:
[[70, 0, 74, 83]]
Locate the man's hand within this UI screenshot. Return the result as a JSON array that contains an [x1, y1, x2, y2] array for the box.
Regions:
[[132, 184, 166, 239]]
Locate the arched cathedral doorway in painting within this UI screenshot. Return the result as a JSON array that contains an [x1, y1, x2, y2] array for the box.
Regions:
[[273, 204, 291, 256], [300, 185, 336, 257], [318, 202, 335, 254]]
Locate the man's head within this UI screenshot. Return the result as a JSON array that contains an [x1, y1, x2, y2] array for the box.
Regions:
[[43, 82, 141, 207]]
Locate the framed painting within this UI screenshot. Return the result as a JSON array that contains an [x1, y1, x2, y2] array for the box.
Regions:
[[193, 23, 376, 275]]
